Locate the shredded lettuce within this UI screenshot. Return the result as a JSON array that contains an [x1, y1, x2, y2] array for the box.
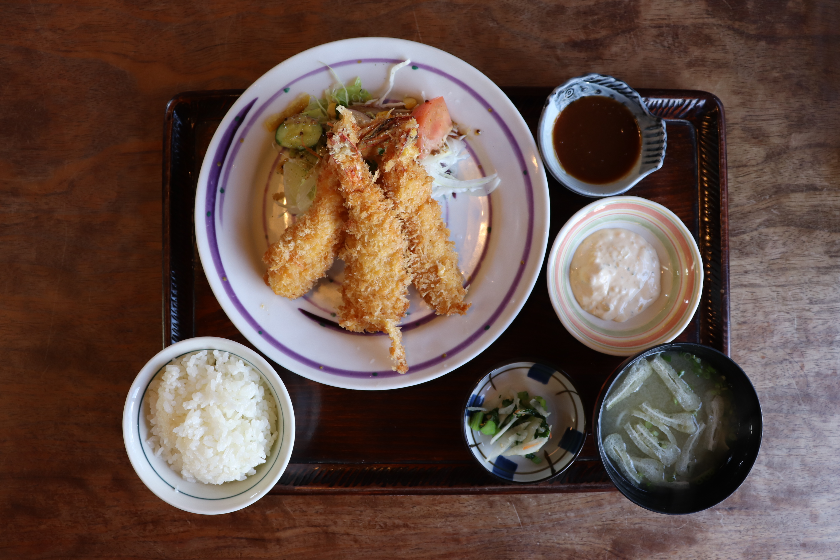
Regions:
[[281, 61, 500, 218], [303, 73, 372, 123]]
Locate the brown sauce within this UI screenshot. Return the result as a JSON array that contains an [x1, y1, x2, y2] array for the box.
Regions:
[[553, 96, 641, 184]]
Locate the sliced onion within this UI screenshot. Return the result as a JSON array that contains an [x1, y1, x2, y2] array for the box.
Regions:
[[498, 402, 516, 415], [366, 60, 411, 105]]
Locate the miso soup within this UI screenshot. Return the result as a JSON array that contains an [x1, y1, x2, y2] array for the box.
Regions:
[[601, 352, 734, 487]]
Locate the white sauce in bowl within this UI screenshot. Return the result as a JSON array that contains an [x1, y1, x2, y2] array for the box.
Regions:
[[569, 228, 661, 322]]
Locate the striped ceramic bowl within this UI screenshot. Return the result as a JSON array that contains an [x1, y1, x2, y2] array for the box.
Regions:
[[547, 197, 702, 356]]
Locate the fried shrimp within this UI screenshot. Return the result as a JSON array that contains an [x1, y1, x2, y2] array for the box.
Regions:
[[263, 163, 347, 299], [262, 84, 481, 374], [365, 116, 471, 316], [327, 108, 411, 373]]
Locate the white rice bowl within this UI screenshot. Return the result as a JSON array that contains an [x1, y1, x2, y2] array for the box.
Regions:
[[146, 350, 278, 485]]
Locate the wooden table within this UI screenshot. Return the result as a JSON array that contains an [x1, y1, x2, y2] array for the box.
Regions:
[[2, 1, 838, 557]]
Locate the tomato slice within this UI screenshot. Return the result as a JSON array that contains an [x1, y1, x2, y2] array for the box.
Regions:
[[411, 97, 453, 155]]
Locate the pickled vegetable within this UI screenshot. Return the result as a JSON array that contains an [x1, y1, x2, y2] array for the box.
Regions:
[[275, 114, 323, 149], [281, 158, 318, 215], [469, 391, 552, 460]]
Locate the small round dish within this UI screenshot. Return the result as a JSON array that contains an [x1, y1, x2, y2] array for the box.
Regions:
[[537, 73, 666, 197], [547, 196, 702, 356], [123, 337, 295, 515], [462, 361, 586, 483], [594, 342, 763, 514]]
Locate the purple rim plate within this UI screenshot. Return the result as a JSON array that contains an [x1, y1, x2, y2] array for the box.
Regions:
[[194, 38, 550, 390]]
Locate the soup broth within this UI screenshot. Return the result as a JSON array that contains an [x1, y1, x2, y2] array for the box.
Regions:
[[601, 351, 734, 487]]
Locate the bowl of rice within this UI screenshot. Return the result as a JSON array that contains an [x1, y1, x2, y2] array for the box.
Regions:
[[123, 337, 295, 515]]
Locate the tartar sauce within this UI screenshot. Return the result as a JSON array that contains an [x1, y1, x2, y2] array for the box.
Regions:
[[569, 228, 661, 322]]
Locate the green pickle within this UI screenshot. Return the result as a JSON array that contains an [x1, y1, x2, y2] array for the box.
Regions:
[[468, 411, 483, 431], [479, 419, 497, 435], [275, 114, 323, 149]]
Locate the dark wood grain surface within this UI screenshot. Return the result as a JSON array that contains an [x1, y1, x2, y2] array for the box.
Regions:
[[2, 1, 839, 557]]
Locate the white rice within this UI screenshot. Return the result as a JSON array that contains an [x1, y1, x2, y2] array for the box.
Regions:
[[145, 350, 278, 485]]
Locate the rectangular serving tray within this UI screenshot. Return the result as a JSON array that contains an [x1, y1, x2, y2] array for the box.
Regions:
[[163, 88, 728, 494]]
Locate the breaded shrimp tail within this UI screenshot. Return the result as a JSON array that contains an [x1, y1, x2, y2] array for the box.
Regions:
[[402, 198, 470, 315], [327, 108, 411, 373], [263, 163, 347, 299], [373, 117, 470, 316]]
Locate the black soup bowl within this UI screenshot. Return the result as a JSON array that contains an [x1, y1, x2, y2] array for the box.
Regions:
[[594, 342, 762, 514]]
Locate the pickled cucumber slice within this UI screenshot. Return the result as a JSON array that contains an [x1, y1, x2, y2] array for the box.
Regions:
[[281, 158, 318, 215], [275, 114, 323, 149], [264, 93, 311, 132]]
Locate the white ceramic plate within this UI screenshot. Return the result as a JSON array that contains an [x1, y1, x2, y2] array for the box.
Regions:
[[194, 38, 549, 390], [123, 337, 295, 515], [547, 197, 703, 356], [463, 362, 586, 483]]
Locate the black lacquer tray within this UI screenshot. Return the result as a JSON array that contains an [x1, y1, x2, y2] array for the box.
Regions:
[[163, 88, 728, 494]]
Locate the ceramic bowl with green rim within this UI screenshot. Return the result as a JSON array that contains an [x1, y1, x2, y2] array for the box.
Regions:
[[462, 361, 586, 483], [547, 197, 702, 356], [123, 337, 295, 514]]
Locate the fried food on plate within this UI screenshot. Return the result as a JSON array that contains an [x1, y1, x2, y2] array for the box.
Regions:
[[327, 108, 411, 373], [363, 114, 470, 316], [263, 92, 477, 374], [263, 163, 347, 299]]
